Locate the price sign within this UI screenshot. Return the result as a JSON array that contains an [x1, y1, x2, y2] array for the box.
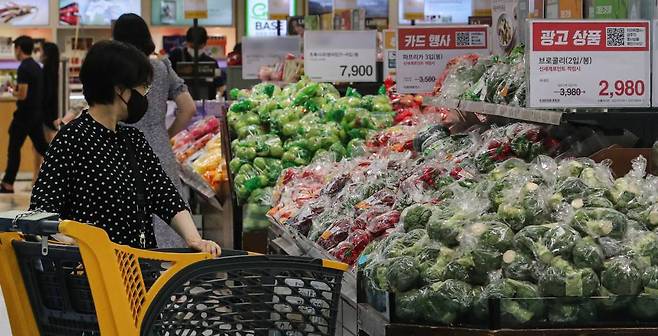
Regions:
[[396, 26, 490, 94], [304, 31, 377, 82], [528, 20, 651, 108], [242, 36, 301, 79]]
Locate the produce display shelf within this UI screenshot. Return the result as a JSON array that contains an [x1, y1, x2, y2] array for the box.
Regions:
[[429, 97, 564, 126], [178, 164, 223, 211], [267, 215, 358, 304]]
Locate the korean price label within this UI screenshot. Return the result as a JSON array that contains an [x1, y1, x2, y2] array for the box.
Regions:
[[528, 20, 651, 108], [304, 31, 377, 82], [396, 26, 490, 94], [242, 36, 301, 79]]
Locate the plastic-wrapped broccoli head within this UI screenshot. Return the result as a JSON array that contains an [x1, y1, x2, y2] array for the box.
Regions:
[[513, 224, 554, 264], [441, 253, 488, 286], [472, 277, 544, 326], [600, 256, 642, 296], [572, 207, 628, 239], [477, 222, 514, 252], [502, 250, 536, 282], [629, 232, 658, 268], [538, 257, 599, 297], [395, 289, 424, 323], [386, 256, 420, 293], [420, 280, 473, 325], [427, 215, 466, 247], [572, 237, 605, 271], [543, 225, 580, 259], [421, 247, 456, 284], [631, 266, 658, 319], [500, 279, 544, 326], [402, 204, 434, 232], [547, 299, 597, 324]]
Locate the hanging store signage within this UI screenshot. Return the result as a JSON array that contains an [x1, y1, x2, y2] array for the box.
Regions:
[[402, 0, 425, 20], [183, 0, 208, 19], [268, 0, 290, 20], [396, 25, 490, 94], [242, 36, 301, 79], [528, 20, 651, 108], [304, 31, 377, 82]]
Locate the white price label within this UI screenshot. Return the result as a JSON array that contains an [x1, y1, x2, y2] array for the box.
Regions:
[[396, 26, 490, 94], [242, 36, 301, 79], [304, 31, 377, 82], [528, 20, 651, 108]]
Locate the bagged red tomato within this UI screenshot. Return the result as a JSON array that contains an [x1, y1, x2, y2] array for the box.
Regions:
[[316, 217, 352, 250], [329, 241, 357, 265], [366, 210, 401, 236], [348, 229, 372, 257], [353, 206, 390, 231]]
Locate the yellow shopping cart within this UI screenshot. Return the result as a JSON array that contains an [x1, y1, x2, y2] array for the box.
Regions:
[[0, 210, 348, 336]]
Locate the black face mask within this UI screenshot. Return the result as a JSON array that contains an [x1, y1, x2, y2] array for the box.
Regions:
[[119, 89, 148, 124]]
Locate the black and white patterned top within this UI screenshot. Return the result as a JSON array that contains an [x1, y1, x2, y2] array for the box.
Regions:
[[30, 111, 188, 248]]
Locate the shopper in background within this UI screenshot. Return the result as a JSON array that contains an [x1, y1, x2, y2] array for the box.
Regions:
[[30, 40, 220, 256], [168, 26, 225, 98], [30, 42, 61, 185], [113, 13, 196, 248], [1, 36, 47, 193]]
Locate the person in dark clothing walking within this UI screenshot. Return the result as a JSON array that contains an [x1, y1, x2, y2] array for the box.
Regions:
[[1, 35, 47, 193], [41, 42, 60, 133], [168, 26, 225, 98]]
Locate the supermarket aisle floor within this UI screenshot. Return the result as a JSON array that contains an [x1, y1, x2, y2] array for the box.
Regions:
[[0, 182, 32, 336]]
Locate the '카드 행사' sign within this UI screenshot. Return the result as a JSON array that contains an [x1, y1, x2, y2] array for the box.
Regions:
[[396, 25, 490, 94]]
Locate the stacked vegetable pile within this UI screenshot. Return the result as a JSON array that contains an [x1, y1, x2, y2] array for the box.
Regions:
[[227, 79, 395, 202], [363, 155, 658, 327], [171, 117, 227, 190], [269, 121, 558, 266], [434, 45, 527, 107]]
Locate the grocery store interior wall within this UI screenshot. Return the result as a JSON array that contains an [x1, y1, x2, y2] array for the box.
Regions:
[[0, 0, 237, 58]]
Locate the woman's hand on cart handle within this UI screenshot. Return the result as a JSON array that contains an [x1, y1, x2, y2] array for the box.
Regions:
[[188, 238, 221, 257], [171, 210, 221, 257]]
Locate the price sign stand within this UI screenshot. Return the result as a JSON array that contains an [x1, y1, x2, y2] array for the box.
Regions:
[[304, 31, 377, 82], [528, 20, 651, 109], [396, 26, 490, 94]]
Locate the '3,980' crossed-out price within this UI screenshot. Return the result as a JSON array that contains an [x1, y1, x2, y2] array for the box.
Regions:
[[598, 80, 645, 98]]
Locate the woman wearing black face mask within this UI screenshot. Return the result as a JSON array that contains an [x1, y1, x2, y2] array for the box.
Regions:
[[29, 40, 220, 256]]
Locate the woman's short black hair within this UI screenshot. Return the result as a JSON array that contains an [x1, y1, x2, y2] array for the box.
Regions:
[[186, 26, 208, 47], [80, 40, 153, 106], [112, 13, 156, 55], [13, 35, 33, 54]]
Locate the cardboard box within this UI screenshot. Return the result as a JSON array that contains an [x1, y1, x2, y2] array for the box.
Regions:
[[589, 145, 653, 177]]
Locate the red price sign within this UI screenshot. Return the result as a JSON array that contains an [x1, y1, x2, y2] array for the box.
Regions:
[[528, 20, 651, 108], [396, 26, 490, 94]]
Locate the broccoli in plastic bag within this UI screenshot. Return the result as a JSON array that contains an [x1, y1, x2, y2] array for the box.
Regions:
[[600, 256, 642, 296], [386, 256, 420, 293], [572, 207, 628, 239], [419, 280, 472, 325], [543, 225, 580, 259], [402, 204, 434, 232], [547, 299, 597, 324], [631, 266, 658, 319], [395, 289, 424, 322], [538, 257, 599, 297], [572, 237, 604, 271]]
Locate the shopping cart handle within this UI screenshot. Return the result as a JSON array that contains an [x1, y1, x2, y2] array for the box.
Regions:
[[19, 220, 61, 236], [0, 210, 60, 234], [153, 247, 250, 257]]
